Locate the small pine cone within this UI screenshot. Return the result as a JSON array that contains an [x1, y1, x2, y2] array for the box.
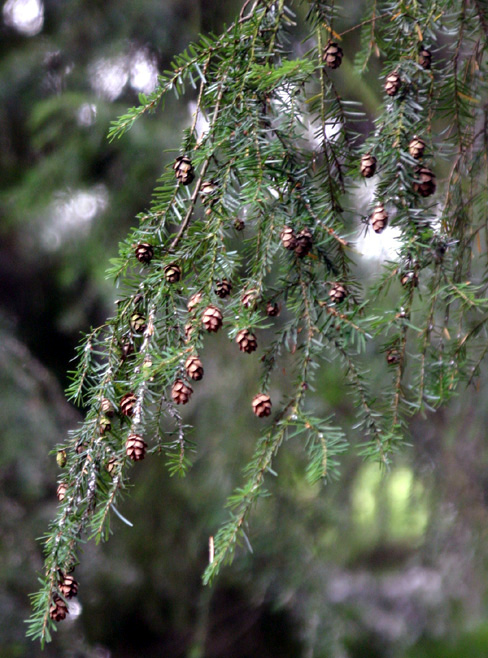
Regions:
[[164, 263, 182, 283], [400, 271, 419, 287], [329, 282, 348, 304], [200, 180, 218, 200], [419, 47, 432, 70], [386, 349, 401, 365], [294, 228, 313, 258], [56, 482, 68, 502], [322, 41, 343, 69], [215, 279, 232, 298], [408, 136, 426, 159], [120, 392, 137, 417], [385, 71, 401, 97], [234, 217, 245, 231], [187, 291, 204, 313], [360, 153, 377, 178], [252, 393, 272, 418], [413, 166, 436, 197], [106, 457, 118, 476], [59, 574, 78, 599], [202, 305, 223, 332], [241, 288, 259, 309], [370, 204, 389, 234], [56, 450, 67, 468], [126, 433, 148, 461], [280, 226, 296, 250], [174, 155, 195, 185], [101, 398, 114, 417], [185, 355, 204, 381], [99, 416, 111, 435], [135, 243, 154, 264], [184, 322, 195, 342], [266, 301, 280, 317], [171, 379, 193, 404], [236, 329, 258, 353], [49, 595, 69, 622], [130, 312, 146, 333], [121, 340, 135, 359]]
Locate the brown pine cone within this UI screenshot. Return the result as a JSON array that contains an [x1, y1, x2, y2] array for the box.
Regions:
[[185, 355, 204, 381], [164, 263, 182, 283], [59, 574, 78, 599], [322, 41, 343, 69], [120, 392, 137, 417], [385, 71, 401, 96], [135, 243, 154, 264], [241, 288, 259, 309], [408, 136, 426, 159], [413, 167, 436, 197], [202, 305, 223, 332], [49, 595, 69, 622], [370, 204, 389, 234], [56, 482, 67, 502], [280, 226, 296, 250], [187, 291, 204, 313], [329, 282, 348, 304], [106, 457, 118, 476], [236, 329, 258, 353], [200, 180, 218, 200], [126, 434, 148, 461], [266, 301, 280, 317], [215, 279, 232, 298], [174, 155, 195, 185], [171, 379, 193, 404], [419, 47, 432, 70], [130, 312, 146, 333], [252, 393, 272, 418], [360, 153, 377, 178], [101, 398, 114, 417], [294, 228, 313, 258], [120, 340, 135, 359]]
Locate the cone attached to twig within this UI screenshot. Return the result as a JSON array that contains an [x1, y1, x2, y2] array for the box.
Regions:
[[59, 574, 78, 599], [171, 379, 193, 404], [370, 204, 388, 233], [236, 329, 258, 353], [135, 243, 154, 264], [202, 305, 223, 332], [164, 263, 182, 283], [187, 291, 203, 313], [56, 450, 67, 468], [266, 301, 280, 317], [419, 47, 432, 70], [385, 71, 401, 96], [120, 392, 137, 417], [408, 136, 426, 159], [329, 282, 348, 304], [185, 355, 204, 381], [215, 279, 232, 298], [360, 153, 377, 178], [280, 226, 296, 250], [294, 228, 313, 258], [174, 155, 195, 185], [413, 166, 436, 197], [322, 41, 343, 69], [49, 595, 69, 622], [126, 434, 147, 461], [241, 288, 259, 309], [252, 393, 272, 418], [130, 312, 146, 333], [56, 482, 67, 502]]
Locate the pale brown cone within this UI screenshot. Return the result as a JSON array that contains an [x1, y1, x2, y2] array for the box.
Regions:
[[56, 482, 67, 502], [185, 355, 204, 380], [323, 41, 343, 69], [252, 393, 272, 418], [126, 434, 147, 461], [266, 301, 280, 317], [371, 204, 389, 233], [329, 283, 348, 304], [385, 71, 401, 96], [187, 291, 204, 313], [59, 574, 78, 599], [408, 136, 426, 159], [202, 305, 223, 332], [49, 595, 69, 622], [171, 379, 193, 404], [120, 392, 137, 417], [236, 329, 258, 353], [413, 167, 436, 197], [360, 153, 377, 178], [174, 155, 195, 185], [101, 398, 114, 417], [280, 226, 296, 250]]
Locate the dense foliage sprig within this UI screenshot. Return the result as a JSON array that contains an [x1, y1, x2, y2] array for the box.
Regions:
[[28, 0, 488, 645]]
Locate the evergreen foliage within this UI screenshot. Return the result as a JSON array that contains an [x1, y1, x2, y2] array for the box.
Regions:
[[27, 0, 488, 645]]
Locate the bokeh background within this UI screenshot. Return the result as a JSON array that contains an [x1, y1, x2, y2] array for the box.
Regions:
[[2, 1, 488, 656]]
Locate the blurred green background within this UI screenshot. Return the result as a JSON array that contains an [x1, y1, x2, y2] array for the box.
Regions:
[[1, 1, 488, 656]]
